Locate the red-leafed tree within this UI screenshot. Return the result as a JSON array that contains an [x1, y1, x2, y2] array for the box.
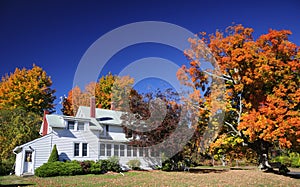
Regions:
[[177, 24, 300, 169]]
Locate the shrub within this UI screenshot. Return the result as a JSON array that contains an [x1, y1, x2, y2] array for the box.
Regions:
[[48, 144, 59, 162], [127, 159, 141, 170], [35, 161, 83, 177], [106, 156, 122, 172], [161, 159, 172, 171], [80, 160, 94, 174], [0, 158, 14, 176], [271, 151, 300, 168], [90, 162, 103, 174]]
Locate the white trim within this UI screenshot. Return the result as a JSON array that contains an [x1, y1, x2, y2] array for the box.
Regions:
[[73, 142, 89, 158]]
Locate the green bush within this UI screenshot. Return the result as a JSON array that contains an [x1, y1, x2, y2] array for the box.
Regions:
[[127, 159, 141, 170], [162, 159, 172, 171], [35, 161, 83, 177], [80, 160, 94, 174], [272, 152, 300, 168], [106, 156, 122, 172], [0, 158, 14, 176], [48, 144, 59, 162]]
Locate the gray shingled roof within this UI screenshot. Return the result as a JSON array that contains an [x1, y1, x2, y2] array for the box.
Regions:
[[76, 106, 123, 125]]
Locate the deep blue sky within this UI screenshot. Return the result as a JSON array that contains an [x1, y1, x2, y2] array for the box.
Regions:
[[1, 0, 299, 113]]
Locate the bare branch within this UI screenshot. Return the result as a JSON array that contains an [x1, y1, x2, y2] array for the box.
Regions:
[[202, 70, 233, 82], [225, 121, 241, 136]]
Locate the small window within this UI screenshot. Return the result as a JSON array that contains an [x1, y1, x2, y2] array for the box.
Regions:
[[106, 144, 111, 156], [127, 145, 132, 157], [25, 151, 32, 162], [120, 145, 125, 157], [114, 144, 119, 156], [82, 143, 88, 156], [100, 144, 105, 156], [68, 121, 75, 130], [74, 143, 80, 156], [139, 147, 144, 157], [78, 122, 85, 131]]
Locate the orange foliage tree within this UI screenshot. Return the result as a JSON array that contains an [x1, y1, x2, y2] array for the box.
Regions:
[[177, 24, 300, 168], [0, 65, 56, 115], [61, 73, 134, 115]]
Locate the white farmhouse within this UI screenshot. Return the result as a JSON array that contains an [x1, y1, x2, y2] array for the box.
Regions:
[[13, 98, 161, 176]]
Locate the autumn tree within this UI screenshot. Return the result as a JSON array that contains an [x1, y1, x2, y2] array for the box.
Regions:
[[0, 108, 41, 160], [0, 65, 56, 115], [177, 24, 300, 169], [61, 74, 134, 115], [121, 88, 196, 170]]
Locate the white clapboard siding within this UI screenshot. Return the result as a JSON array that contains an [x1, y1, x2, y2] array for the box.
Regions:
[[51, 128, 100, 161]]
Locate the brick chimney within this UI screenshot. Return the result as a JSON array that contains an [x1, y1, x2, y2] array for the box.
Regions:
[[90, 97, 96, 118], [110, 101, 115, 110], [42, 110, 49, 136]]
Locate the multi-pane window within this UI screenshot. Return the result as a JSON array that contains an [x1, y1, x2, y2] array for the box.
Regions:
[[82, 143, 88, 156], [74, 143, 88, 157], [100, 144, 105, 156], [144, 148, 149, 157], [78, 122, 85, 131], [74, 143, 80, 156], [68, 121, 75, 130], [106, 144, 111, 156], [120, 145, 125, 156], [127, 145, 132, 157], [114, 144, 119, 156], [133, 147, 137, 157], [139, 147, 144, 157]]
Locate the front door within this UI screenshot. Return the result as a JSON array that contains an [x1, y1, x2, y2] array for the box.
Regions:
[[23, 151, 33, 173]]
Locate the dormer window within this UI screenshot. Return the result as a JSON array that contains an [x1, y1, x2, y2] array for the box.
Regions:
[[67, 121, 75, 130], [77, 122, 85, 131]]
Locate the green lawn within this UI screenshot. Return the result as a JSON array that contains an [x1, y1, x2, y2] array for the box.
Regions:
[[1, 168, 299, 187]]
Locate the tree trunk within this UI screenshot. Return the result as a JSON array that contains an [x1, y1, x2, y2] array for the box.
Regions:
[[247, 140, 272, 170]]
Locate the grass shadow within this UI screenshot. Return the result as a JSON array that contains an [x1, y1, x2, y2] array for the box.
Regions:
[[264, 168, 300, 179], [188, 168, 229, 174], [0, 184, 34, 187]]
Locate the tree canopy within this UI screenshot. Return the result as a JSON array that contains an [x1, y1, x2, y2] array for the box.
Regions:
[[0, 108, 41, 160], [177, 24, 300, 167], [0, 65, 56, 115], [61, 74, 134, 116]]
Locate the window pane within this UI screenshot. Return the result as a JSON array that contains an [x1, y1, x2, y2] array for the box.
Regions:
[[127, 145, 132, 157], [120, 145, 125, 157], [78, 122, 85, 131], [25, 151, 32, 162], [68, 121, 75, 130], [144, 148, 149, 157], [100, 144, 105, 156], [139, 147, 144, 157], [74, 143, 80, 156], [114, 144, 119, 156], [133, 147, 137, 157], [82, 143, 88, 156], [106, 144, 111, 156]]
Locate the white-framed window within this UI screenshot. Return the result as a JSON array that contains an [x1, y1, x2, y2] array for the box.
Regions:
[[120, 145, 125, 157], [74, 142, 88, 157], [106, 144, 112, 156], [114, 144, 119, 156], [127, 145, 132, 157], [139, 147, 144, 157], [133, 147, 137, 157], [100, 144, 105, 156], [82, 143, 88, 156], [77, 122, 85, 131], [68, 121, 75, 130]]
